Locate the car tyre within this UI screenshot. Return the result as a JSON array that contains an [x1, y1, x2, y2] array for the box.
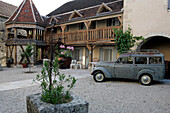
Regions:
[[139, 74, 153, 85], [93, 71, 105, 82]]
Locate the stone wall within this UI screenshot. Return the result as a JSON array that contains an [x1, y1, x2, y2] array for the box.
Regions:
[[0, 20, 6, 66]]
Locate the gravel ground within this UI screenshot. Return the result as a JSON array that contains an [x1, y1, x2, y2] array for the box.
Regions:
[[0, 76, 170, 113], [0, 67, 41, 84]]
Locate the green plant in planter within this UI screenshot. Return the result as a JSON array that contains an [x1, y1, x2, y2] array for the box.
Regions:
[[114, 27, 145, 54], [34, 57, 77, 104]]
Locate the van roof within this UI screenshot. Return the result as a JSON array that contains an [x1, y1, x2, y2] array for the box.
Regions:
[[119, 49, 164, 57]]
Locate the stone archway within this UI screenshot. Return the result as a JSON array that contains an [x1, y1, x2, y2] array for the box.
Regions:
[[138, 36, 170, 61], [137, 36, 170, 78]]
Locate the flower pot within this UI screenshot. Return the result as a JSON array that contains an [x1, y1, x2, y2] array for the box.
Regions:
[[22, 64, 27, 68], [26, 93, 89, 113], [58, 57, 72, 69]]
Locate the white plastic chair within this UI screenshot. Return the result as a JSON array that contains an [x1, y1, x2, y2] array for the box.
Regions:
[[70, 60, 78, 69]]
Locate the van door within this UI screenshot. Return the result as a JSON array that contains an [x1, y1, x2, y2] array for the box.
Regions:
[[114, 57, 134, 79]]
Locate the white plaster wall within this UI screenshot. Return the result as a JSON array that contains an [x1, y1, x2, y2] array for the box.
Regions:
[[123, 0, 170, 38]]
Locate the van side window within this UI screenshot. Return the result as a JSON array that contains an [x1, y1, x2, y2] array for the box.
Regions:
[[149, 57, 162, 64], [135, 57, 147, 64], [118, 57, 133, 64]]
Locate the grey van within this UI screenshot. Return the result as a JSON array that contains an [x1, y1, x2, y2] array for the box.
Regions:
[[91, 50, 165, 85]]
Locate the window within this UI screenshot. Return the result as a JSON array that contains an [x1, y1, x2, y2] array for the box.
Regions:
[[79, 22, 86, 30], [117, 57, 133, 64], [168, 0, 170, 9], [90, 21, 96, 29], [72, 48, 83, 61], [100, 48, 113, 61], [25, 10, 29, 12], [107, 17, 120, 27], [135, 57, 147, 64], [149, 57, 162, 64], [65, 26, 69, 32]]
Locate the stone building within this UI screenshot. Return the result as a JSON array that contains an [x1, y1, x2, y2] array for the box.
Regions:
[[0, 1, 17, 66], [123, 0, 170, 76], [4, 0, 170, 77]]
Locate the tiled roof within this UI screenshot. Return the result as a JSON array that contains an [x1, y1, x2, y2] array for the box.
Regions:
[[46, 0, 123, 26], [0, 1, 17, 18], [6, 0, 44, 25], [47, 0, 119, 16]]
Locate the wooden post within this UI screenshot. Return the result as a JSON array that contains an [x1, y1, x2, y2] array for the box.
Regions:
[[15, 46, 17, 65], [86, 44, 96, 63], [118, 15, 123, 26], [14, 28, 17, 38], [27, 29, 29, 39], [61, 25, 66, 38], [84, 21, 91, 41], [33, 29, 36, 40], [6, 28, 9, 39], [6, 46, 8, 59]]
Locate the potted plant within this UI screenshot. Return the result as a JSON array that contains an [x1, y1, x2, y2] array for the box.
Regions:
[[58, 45, 74, 69], [26, 57, 89, 113], [22, 59, 28, 68], [20, 43, 34, 69]]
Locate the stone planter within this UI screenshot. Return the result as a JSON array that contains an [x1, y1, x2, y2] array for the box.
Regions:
[[27, 93, 89, 113]]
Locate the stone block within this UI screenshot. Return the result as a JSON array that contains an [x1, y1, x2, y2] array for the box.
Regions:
[[27, 93, 89, 113]]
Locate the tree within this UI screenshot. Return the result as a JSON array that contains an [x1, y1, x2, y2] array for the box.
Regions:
[[114, 27, 145, 54]]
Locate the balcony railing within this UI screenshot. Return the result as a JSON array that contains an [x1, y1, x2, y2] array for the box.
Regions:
[[45, 26, 120, 45]]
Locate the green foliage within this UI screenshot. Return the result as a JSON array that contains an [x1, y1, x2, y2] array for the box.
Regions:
[[34, 57, 77, 104], [114, 27, 145, 54], [20, 43, 34, 62]]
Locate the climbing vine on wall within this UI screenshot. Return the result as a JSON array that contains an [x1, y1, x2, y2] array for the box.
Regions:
[[113, 27, 145, 54]]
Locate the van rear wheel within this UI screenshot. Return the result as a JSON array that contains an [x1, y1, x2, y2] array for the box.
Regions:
[[139, 74, 153, 85], [93, 71, 105, 82]]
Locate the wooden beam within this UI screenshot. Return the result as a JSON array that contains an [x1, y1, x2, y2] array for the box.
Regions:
[[86, 44, 96, 62], [33, 28, 36, 40], [15, 46, 17, 65], [61, 25, 66, 38], [118, 16, 123, 26], [9, 46, 14, 58], [6, 46, 8, 59]]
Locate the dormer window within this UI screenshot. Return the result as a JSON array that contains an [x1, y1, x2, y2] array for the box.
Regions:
[[69, 10, 83, 20], [97, 3, 112, 14], [25, 10, 29, 12]]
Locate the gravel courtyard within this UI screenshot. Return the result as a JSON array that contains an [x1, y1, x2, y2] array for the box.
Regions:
[[0, 67, 170, 113]]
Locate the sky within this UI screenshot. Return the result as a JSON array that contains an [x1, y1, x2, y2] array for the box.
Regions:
[[2, 0, 72, 16]]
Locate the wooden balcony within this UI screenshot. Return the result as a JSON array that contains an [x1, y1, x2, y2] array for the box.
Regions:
[[6, 39, 46, 46], [45, 26, 120, 45]]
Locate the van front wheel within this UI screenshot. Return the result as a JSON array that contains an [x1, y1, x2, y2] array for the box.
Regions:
[[139, 74, 153, 85], [93, 71, 105, 82]]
